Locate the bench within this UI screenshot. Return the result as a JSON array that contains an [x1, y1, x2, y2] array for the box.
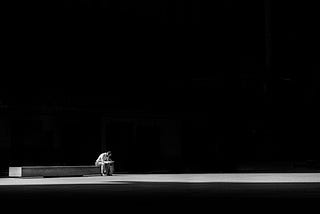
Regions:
[[9, 166, 101, 177]]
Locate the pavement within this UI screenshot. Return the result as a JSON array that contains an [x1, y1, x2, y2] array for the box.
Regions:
[[1, 173, 320, 213]]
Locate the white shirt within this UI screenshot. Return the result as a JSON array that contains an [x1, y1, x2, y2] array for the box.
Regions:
[[96, 153, 113, 164]]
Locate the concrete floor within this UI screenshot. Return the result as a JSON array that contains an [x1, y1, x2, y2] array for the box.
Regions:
[[1, 173, 320, 213], [2, 173, 320, 185]]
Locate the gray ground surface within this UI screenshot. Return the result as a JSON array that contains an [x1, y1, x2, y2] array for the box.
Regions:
[[1, 173, 320, 213]]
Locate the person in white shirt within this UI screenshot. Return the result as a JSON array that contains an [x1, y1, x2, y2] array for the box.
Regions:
[[95, 151, 114, 176]]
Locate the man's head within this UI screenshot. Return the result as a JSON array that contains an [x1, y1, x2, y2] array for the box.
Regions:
[[106, 151, 112, 156]]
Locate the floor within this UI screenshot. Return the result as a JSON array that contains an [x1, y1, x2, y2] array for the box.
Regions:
[[1, 173, 320, 213], [2, 173, 320, 185]]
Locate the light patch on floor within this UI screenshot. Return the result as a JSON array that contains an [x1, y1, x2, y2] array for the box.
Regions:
[[1, 173, 320, 186]]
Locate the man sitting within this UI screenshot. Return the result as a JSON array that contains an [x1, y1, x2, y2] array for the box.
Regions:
[[95, 151, 114, 176]]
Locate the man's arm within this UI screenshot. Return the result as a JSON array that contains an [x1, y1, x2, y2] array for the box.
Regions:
[[105, 160, 114, 164], [95, 154, 102, 163]]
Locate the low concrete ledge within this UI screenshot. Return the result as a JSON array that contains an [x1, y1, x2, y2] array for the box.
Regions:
[[9, 166, 101, 177]]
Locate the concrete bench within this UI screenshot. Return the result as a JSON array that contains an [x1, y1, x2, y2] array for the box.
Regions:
[[9, 166, 101, 177]]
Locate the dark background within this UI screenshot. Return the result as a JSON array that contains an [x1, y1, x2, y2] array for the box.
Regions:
[[0, 0, 319, 176]]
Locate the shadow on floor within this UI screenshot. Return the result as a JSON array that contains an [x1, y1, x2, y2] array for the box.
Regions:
[[1, 181, 320, 213]]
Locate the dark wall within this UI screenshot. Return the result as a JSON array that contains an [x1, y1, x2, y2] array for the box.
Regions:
[[104, 120, 135, 172], [269, 1, 319, 162], [103, 118, 182, 173], [1, 1, 319, 174], [0, 112, 10, 176], [8, 111, 101, 167], [58, 113, 101, 165], [1, 70, 318, 174]]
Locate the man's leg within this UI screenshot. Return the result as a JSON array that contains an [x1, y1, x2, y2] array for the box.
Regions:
[[105, 163, 111, 175], [100, 163, 105, 176], [109, 163, 114, 175], [103, 163, 107, 175]]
